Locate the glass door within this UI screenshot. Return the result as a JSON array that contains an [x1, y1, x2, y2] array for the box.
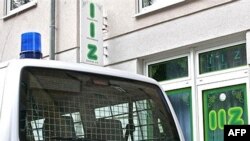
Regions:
[[197, 79, 249, 141]]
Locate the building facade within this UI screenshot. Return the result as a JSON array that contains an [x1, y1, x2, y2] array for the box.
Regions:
[[1, 0, 250, 141]]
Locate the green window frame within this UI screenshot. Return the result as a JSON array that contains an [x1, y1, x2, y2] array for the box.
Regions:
[[166, 87, 193, 141]]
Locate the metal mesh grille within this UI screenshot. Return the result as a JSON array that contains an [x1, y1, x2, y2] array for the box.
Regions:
[[19, 68, 180, 141]]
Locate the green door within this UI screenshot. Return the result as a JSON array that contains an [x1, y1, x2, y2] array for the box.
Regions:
[[203, 84, 248, 141]]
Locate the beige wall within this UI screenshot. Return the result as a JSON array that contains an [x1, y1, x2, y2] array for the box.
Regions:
[[95, 0, 236, 39], [0, 0, 79, 62], [97, 0, 250, 65], [56, 0, 79, 53], [0, 0, 247, 66], [0, 0, 51, 61]]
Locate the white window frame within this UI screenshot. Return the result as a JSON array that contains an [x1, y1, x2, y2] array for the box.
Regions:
[[145, 51, 198, 141], [195, 41, 249, 141], [197, 78, 250, 141], [195, 41, 248, 81], [145, 54, 191, 89], [61, 112, 85, 138], [136, 0, 185, 16], [2, 0, 37, 19], [143, 40, 248, 141], [30, 118, 45, 141]]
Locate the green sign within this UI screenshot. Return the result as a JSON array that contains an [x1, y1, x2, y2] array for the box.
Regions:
[[90, 22, 95, 38], [90, 2, 95, 18], [87, 44, 97, 60], [80, 1, 103, 65], [87, 3, 97, 61], [203, 84, 248, 141]]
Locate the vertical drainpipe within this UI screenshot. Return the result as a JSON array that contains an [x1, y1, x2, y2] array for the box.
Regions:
[[50, 0, 56, 60]]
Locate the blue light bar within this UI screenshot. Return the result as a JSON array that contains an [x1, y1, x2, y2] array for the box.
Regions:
[[20, 32, 42, 59]]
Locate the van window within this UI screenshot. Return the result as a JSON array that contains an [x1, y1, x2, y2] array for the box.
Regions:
[[19, 67, 180, 141]]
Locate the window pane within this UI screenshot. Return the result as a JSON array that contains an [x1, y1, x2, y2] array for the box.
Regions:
[[203, 84, 248, 141], [166, 88, 193, 141], [139, 0, 185, 12], [10, 0, 33, 10], [199, 43, 246, 74], [19, 67, 180, 141], [142, 0, 152, 8], [30, 119, 45, 141], [148, 56, 188, 81]]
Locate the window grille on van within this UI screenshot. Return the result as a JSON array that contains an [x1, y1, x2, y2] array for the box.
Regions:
[[19, 67, 180, 141]]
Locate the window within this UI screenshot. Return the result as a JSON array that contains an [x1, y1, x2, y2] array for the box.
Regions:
[[95, 100, 165, 140], [166, 88, 193, 141], [19, 67, 180, 141], [138, 0, 185, 13], [148, 56, 188, 81], [5, 0, 37, 17], [62, 112, 85, 138], [10, 0, 33, 10], [199, 43, 246, 74], [30, 119, 45, 141]]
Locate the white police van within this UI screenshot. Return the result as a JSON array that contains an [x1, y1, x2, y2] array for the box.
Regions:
[[0, 32, 184, 141]]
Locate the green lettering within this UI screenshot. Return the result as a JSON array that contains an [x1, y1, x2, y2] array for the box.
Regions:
[[209, 110, 217, 131], [218, 109, 226, 129], [90, 3, 95, 18], [228, 107, 244, 125], [234, 50, 240, 60], [207, 107, 245, 131], [90, 22, 95, 38], [87, 44, 98, 60]]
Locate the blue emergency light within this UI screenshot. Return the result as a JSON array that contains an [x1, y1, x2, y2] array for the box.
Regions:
[[20, 32, 42, 59]]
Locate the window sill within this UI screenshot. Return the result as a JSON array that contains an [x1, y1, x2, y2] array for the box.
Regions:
[[1, 0, 37, 20], [134, 0, 185, 17]]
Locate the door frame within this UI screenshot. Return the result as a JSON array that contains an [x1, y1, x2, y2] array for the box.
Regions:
[[197, 77, 250, 141]]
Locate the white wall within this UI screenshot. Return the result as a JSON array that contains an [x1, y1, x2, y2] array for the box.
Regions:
[[0, 0, 79, 63], [0, 0, 51, 61], [107, 59, 140, 74], [1, 0, 249, 69], [104, 0, 250, 65], [96, 0, 235, 39]]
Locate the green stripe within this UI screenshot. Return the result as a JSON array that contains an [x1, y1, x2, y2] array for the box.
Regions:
[[90, 3, 95, 18]]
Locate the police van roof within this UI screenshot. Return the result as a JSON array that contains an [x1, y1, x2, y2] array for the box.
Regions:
[[2, 59, 158, 85]]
